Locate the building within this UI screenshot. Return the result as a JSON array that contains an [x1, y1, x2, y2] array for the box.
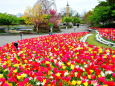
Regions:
[[66, 2, 70, 17]]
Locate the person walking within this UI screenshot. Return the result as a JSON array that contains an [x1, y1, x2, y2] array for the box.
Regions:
[[74, 26, 76, 32], [20, 32, 23, 40], [49, 27, 53, 35], [77, 23, 80, 28]]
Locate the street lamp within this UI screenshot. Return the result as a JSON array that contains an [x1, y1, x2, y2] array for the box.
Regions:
[[20, 32, 23, 40]]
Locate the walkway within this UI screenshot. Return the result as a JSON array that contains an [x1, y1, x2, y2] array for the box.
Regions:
[[60, 25, 88, 33], [0, 25, 89, 46]]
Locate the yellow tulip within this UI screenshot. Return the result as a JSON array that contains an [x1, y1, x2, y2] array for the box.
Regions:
[[61, 63, 64, 66], [7, 56, 11, 59], [90, 70, 94, 73], [89, 48, 92, 51], [88, 75, 91, 79], [17, 75, 21, 79], [106, 50, 110, 53], [43, 79, 46, 83], [0, 74, 3, 78], [21, 73, 27, 77], [103, 55, 107, 58], [67, 62, 71, 65], [103, 85, 108, 86], [24, 60, 28, 63], [83, 82, 88, 86], [3, 61, 7, 65], [113, 55, 115, 58], [77, 81, 82, 85], [71, 64, 75, 70], [71, 80, 77, 85], [75, 56, 78, 59], [17, 73, 27, 80], [50, 57, 54, 59], [46, 61, 50, 64], [13, 69, 18, 73], [62, 66, 66, 69], [98, 48, 103, 53], [56, 73, 61, 77], [13, 64, 19, 67], [98, 75, 101, 77]]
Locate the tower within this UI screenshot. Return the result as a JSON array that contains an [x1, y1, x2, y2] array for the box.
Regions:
[[66, 2, 70, 17], [34, 0, 57, 14]]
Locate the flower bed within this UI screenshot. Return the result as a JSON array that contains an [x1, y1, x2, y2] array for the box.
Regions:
[[0, 32, 115, 86], [90, 28, 115, 41]]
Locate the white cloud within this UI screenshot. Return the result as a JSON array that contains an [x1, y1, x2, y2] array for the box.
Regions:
[[0, 0, 106, 15], [0, 0, 37, 14]]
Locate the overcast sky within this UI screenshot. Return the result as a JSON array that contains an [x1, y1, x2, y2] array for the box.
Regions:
[[0, 0, 105, 15]]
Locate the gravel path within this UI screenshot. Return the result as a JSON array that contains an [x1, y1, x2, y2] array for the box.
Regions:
[[0, 25, 89, 46]]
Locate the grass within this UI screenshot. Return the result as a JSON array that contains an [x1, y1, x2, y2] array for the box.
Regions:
[[86, 33, 115, 50]]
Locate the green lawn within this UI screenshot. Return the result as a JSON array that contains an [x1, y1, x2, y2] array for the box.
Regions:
[[86, 33, 115, 50]]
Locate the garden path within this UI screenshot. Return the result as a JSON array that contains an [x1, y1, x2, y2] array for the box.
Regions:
[[0, 25, 89, 46], [60, 25, 89, 33]]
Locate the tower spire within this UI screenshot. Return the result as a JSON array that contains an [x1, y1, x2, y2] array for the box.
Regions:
[[66, 1, 70, 17], [67, 1, 69, 6]]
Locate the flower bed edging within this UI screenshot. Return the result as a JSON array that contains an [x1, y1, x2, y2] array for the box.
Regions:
[[95, 30, 115, 47], [80, 34, 93, 42]]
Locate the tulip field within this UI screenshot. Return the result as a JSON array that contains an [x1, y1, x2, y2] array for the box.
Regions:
[[0, 32, 115, 86], [90, 28, 115, 41], [98, 28, 115, 41]]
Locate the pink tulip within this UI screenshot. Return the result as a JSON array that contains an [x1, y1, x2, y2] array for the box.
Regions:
[[112, 73, 115, 78]]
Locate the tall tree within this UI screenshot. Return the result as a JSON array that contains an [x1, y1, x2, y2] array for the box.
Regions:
[[87, 1, 115, 27], [72, 17, 80, 26], [62, 17, 72, 26], [89, 6, 111, 25], [0, 13, 20, 31], [23, 5, 48, 32], [106, 0, 115, 4], [23, 3, 60, 33], [82, 11, 92, 24], [0, 13, 19, 25]]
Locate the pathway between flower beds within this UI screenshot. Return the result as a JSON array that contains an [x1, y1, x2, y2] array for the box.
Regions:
[[0, 25, 89, 46]]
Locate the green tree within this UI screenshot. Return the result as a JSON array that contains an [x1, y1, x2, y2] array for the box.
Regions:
[[72, 17, 80, 26], [0, 13, 20, 31], [0, 13, 19, 25], [88, 1, 115, 27], [96, 1, 109, 7], [18, 17, 25, 25], [89, 6, 111, 25], [23, 4, 60, 33], [62, 17, 72, 25], [106, 0, 115, 4], [82, 11, 93, 24]]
